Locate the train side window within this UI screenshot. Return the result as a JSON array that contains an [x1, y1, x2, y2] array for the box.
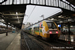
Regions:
[[34, 27, 39, 31], [34, 27, 36, 29], [41, 24, 43, 28], [29, 28, 31, 30], [39, 22, 43, 28]]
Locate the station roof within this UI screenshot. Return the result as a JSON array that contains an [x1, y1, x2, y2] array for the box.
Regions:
[[0, 4, 26, 29], [45, 9, 75, 24], [66, 0, 75, 6], [0, 0, 75, 29], [26, 10, 75, 28]]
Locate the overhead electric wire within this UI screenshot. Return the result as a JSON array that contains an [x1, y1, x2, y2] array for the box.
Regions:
[[25, 0, 40, 24], [25, 6, 36, 23]]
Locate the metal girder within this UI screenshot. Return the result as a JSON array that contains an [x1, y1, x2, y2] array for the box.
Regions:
[[3, 13, 24, 16], [66, 0, 75, 6], [5, 17, 23, 19], [0, 4, 26, 29], [3, 15, 24, 17], [10, 21, 22, 23]]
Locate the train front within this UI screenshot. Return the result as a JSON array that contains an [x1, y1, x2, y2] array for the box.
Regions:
[[46, 21, 61, 39], [42, 20, 61, 40]]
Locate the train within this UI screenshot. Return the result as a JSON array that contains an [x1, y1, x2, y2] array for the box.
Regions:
[[24, 20, 61, 40]]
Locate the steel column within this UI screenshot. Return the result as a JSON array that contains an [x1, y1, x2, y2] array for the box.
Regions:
[[6, 22, 8, 36], [68, 22, 71, 44]]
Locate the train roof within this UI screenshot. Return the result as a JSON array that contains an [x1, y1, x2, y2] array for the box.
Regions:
[[25, 20, 53, 28], [32, 20, 53, 25]]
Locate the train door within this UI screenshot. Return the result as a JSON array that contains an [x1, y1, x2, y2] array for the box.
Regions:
[[32, 27, 34, 34], [39, 22, 43, 35]]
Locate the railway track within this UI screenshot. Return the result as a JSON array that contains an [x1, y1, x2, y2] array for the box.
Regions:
[[21, 31, 44, 50], [35, 36, 74, 49], [22, 31, 74, 50]]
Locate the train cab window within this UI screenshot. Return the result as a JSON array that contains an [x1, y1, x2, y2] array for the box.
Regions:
[[52, 23, 57, 29], [47, 22, 56, 29], [47, 22, 52, 28]]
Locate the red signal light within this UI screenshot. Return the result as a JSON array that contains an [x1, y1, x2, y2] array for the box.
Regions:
[[56, 31, 58, 34], [49, 31, 52, 34]]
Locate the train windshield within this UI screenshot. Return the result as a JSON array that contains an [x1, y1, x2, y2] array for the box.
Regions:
[[47, 22, 56, 29]]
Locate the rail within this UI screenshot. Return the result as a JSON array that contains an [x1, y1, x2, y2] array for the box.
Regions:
[[21, 31, 44, 50], [22, 31, 75, 49]]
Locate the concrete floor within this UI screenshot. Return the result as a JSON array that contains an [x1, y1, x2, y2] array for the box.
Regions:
[[0, 32, 17, 50], [6, 33, 21, 50]]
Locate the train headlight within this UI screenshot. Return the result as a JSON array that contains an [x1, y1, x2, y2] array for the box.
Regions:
[[56, 31, 58, 34], [49, 31, 52, 34]]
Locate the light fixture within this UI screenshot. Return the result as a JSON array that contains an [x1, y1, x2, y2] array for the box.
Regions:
[[58, 15, 64, 18], [51, 18, 54, 20], [60, 21, 63, 23], [17, 16, 18, 18], [16, 12, 18, 15], [1, 19, 4, 21], [8, 23, 10, 24], [68, 19, 72, 21], [48, 18, 51, 20]]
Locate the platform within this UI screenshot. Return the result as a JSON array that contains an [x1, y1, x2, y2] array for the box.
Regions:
[[59, 35, 75, 45], [0, 31, 74, 50], [6, 33, 21, 50], [0, 32, 18, 50]]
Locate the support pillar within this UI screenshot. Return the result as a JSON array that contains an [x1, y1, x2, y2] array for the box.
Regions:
[[60, 23, 62, 31], [68, 22, 71, 44], [12, 0, 14, 4], [6, 22, 8, 36]]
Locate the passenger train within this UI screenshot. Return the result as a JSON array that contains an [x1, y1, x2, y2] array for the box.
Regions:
[[24, 20, 61, 40]]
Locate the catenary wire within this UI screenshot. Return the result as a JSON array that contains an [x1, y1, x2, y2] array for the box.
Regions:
[[25, 0, 40, 24]]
